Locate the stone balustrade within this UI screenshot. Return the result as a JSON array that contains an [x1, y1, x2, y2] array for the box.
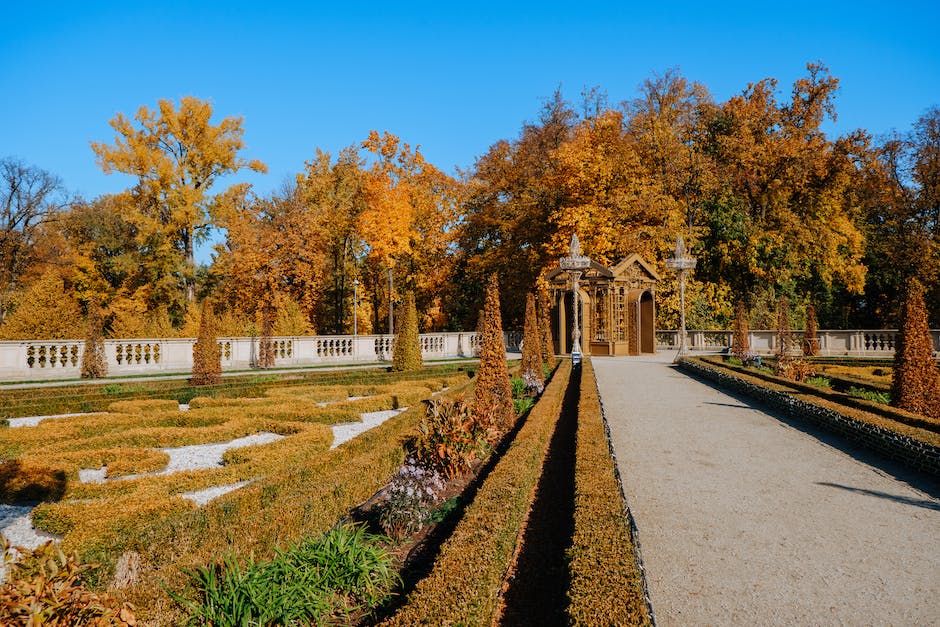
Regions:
[[655, 329, 940, 357], [0, 332, 487, 382]]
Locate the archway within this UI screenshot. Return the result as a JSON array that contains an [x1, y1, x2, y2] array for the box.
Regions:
[[640, 290, 655, 354]]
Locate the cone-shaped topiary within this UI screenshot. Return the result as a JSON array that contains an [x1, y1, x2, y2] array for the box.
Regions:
[[191, 300, 222, 386], [80, 301, 108, 379], [731, 300, 750, 360], [393, 291, 423, 371], [802, 303, 820, 357], [257, 300, 275, 368], [473, 274, 514, 430], [537, 279, 556, 369], [774, 296, 793, 366], [892, 279, 940, 420], [521, 291, 544, 394]]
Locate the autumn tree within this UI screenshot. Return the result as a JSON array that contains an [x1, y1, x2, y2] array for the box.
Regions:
[[892, 279, 940, 419], [472, 275, 514, 430], [0, 270, 83, 340], [80, 301, 108, 378], [92, 97, 267, 308], [537, 279, 556, 368], [0, 158, 66, 322], [392, 292, 422, 371], [731, 300, 750, 359], [521, 291, 544, 393], [191, 300, 221, 385]]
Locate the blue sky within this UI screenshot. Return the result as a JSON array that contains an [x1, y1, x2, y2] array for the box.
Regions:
[[2, 1, 938, 261]]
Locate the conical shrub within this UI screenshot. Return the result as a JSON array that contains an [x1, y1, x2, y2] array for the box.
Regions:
[[257, 300, 275, 368], [731, 300, 750, 360], [537, 280, 556, 369], [802, 303, 820, 357], [393, 292, 423, 371], [80, 301, 108, 379], [892, 279, 940, 420], [191, 300, 222, 386], [521, 291, 544, 394], [472, 275, 514, 430]]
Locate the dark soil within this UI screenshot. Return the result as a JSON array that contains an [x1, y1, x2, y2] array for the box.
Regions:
[[497, 366, 580, 626]]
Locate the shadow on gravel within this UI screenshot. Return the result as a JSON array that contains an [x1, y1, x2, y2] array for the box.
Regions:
[[675, 365, 940, 499], [499, 366, 581, 626], [816, 482, 940, 511]]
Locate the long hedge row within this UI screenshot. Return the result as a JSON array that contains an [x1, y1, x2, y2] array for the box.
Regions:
[[566, 358, 651, 625], [382, 359, 572, 625]]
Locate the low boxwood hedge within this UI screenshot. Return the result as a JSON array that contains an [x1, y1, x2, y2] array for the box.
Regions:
[[566, 358, 651, 625], [382, 359, 572, 625]]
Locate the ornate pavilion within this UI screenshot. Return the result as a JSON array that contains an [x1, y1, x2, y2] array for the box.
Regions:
[[547, 253, 660, 356]]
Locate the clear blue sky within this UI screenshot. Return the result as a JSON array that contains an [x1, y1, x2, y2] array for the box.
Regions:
[[2, 1, 938, 262]]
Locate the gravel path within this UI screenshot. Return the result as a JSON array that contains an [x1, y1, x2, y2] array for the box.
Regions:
[[330, 408, 407, 449], [593, 353, 940, 626]]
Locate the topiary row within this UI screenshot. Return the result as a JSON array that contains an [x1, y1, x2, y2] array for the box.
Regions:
[[382, 359, 572, 625], [566, 358, 651, 625]]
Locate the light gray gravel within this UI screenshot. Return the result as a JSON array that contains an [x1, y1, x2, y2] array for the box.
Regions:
[[7, 412, 99, 428], [593, 353, 940, 626], [330, 408, 407, 449], [181, 480, 253, 506]]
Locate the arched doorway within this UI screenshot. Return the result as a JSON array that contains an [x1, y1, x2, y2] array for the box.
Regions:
[[640, 290, 655, 354]]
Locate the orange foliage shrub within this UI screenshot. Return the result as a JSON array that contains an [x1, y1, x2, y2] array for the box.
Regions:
[[472, 275, 514, 430], [892, 279, 940, 420]]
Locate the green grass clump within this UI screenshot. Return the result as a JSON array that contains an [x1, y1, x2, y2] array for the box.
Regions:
[[848, 386, 891, 405], [805, 376, 831, 389], [173, 523, 398, 625]]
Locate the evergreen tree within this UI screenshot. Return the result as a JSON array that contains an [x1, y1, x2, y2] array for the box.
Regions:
[[802, 303, 820, 357], [537, 280, 556, 369], [521, 291, 544, 393], [473, 275, 515, 429], [392, 291, 422, 371], [731, 300, 750, 360], [80, 301, 108, 379], [191, 300, 222, 386], [257, 300, 275, 368], [892, 279, 940, 419]]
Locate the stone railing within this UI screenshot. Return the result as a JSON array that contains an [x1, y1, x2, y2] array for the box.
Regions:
[[656, 329, 940, 357], [0, 332, 494, 382]]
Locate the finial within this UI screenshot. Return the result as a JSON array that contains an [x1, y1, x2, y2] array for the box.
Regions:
[[570, 233, 581, 257], [674, 236, 686, 258]]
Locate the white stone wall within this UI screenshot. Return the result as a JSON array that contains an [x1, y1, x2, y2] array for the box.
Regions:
[[655, 329, 940, 357]]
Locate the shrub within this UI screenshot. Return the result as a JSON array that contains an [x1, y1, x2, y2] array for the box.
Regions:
[[190, 301, 221, 386], [257, 300, 275, 368], [774, 295, 794, 371], [378, 458, 444, 540], [80, 301, 108, 379], [806, 376, 832, 389], [472, 274, 514, 430], [0, 537, 136, 626], [173, 524, 397, 625], [892, 278, 940, 420], [731, 300, 750, 360], [803, 303, 820, 357], [848, 386, 891, 405], [407, 395, 489, 479], [537, 278, 556, 369], [392, 292, 423, 372], [521, 291, 544, 394], [0, 460, 67, 502], [107, 399, 179, 413]]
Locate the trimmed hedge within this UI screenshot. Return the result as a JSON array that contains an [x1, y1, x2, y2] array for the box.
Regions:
[[683, 357, 940, 477], [566, 359, 651, 625], [383, 359, 572, 625]]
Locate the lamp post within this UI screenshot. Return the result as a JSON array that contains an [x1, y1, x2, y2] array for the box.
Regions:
[[665, 236, 697, 362], [560, 233, 591, 366], [353, 278, 359, 336]]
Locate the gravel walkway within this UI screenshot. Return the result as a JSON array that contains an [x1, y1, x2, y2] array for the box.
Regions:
[[593, 353, 940, 626]]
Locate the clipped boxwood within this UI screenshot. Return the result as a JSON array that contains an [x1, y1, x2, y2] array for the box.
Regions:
[[566, 358, 651, 625], [383, 359, 572, 625]]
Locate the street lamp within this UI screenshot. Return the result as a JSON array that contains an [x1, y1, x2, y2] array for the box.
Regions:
[[353, 278, 359, 336], [665, 236, 697, 362], [560, 233, 591, 367]]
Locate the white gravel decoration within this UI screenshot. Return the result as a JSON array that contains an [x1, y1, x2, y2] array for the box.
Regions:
[[78, 432, 285, 483], [179, 403, 190, 411], [7, 412, 99, 428], [181, 480, 253, 506], [330, 408, 407, 450]]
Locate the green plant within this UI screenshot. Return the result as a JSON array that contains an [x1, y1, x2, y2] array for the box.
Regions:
[[408, 395, 489, 478], [848, 386, 891, 405], [0, 537, 136, 626], [427, 496, 460, 525], [727, 356, 743, 366], [173, 524, 398, 625], [513, 397, 535, 415], [378, 458, 444, 540], [805, 376, 831, 389], [510, 375, 526, 399]]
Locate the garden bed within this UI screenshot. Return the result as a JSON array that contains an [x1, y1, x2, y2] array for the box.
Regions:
[[681, 357, 940, 477]]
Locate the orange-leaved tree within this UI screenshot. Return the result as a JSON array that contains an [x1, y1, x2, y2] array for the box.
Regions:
[[472, 275, 514, 431], [521, 291, 544, 393], [892, 279, 940, 419]]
